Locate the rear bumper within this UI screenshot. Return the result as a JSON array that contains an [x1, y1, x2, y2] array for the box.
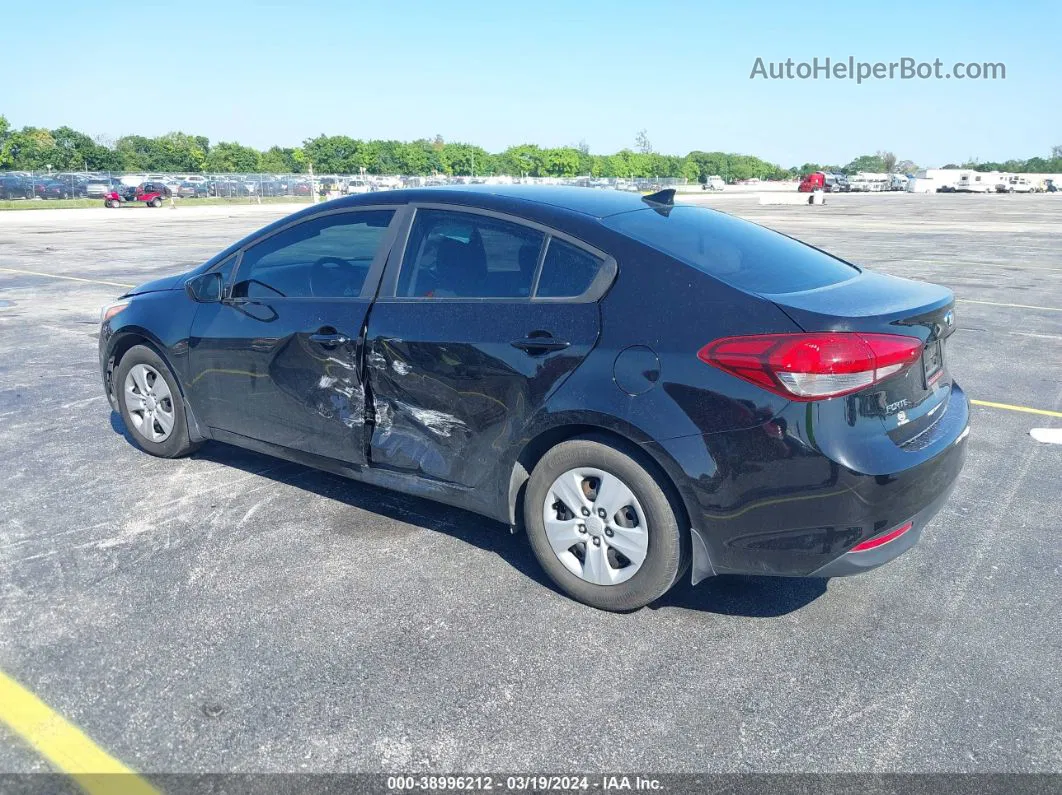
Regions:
[[646, 384, 970, 582], [806, 480, 956, 577]]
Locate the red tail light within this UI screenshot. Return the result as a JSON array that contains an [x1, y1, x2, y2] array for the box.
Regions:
[[850, 521, 914, 552], [698, 332, 923, 401]]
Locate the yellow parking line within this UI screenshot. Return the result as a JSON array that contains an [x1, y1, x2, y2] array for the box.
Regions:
[[959, 298, 1062, 312], [0, 266, 134, 289], [971, 399, 1062, 418], [0, 670, 160, 795]]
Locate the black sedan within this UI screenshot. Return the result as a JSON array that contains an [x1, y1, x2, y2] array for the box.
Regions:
[[98, 187, 968, 611]]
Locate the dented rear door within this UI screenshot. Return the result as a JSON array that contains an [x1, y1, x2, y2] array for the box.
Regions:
[[364, 206, 606, 487]]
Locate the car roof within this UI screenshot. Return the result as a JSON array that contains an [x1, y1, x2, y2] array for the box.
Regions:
[[340, 185, 654, 220]]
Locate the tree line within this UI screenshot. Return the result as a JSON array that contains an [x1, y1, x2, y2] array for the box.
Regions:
[[0, 118, 789, 181], [2, 116, 1059, 179]]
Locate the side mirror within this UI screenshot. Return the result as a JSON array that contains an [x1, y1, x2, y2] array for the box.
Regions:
[[186, 271, 224, 303]]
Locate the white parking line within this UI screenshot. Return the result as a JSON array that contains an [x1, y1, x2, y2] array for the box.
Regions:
[[904, 258, 1062, 273], [0, 267, 134, 289], [1030, 428, 1062, 445], [958, 298, 1062, 312]]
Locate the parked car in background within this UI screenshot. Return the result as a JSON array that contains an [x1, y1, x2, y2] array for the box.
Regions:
[[210, 179, 249, 198], [178, 181, 210, 198], [346, 178, 372, 194], [0, 174, 32, 199], [98, 186, 968, 612], [86, 178, 123, 198], [701, 175, 725, 191], [40, 180, 79, 199]]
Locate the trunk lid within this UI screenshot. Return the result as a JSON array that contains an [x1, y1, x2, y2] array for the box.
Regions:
[[762, 270, 957, 446]]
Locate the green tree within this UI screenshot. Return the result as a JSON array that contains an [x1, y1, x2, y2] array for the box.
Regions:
[[0, 114, 10, 166], [203, 141, 261, 172], [394, 140, 436, 175], [153, 132, 208, 172], [302, 135, 361, 173], [844, 153, 888, 173], [2, 127, 58, 170], [542, 147, 581, 177], [498, 144, 544, 177], [260, 145, 300, 173], [877, 150, 897, 173]]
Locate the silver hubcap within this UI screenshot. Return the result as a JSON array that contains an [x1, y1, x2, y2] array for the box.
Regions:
[[124, 363, 175, 443], [542, 467, 648, 586]]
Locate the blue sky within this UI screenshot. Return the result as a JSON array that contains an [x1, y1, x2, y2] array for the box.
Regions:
[[5, 0, 1059, 167]]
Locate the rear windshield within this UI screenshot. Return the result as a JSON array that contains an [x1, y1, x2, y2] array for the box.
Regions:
[[603, 206, 858, 294]]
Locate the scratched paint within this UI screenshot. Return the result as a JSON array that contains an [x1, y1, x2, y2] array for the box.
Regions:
[[394, 400, 466, 438]]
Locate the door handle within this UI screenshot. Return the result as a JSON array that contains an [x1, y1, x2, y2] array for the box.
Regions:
[[309, 331, 351, 347], [511, 335, 570, 354]]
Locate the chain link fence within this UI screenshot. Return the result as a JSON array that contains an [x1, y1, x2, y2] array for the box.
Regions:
[[0, 170, 688, 203]]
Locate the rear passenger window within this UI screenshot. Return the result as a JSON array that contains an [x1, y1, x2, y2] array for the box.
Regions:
[[398, 209, 544, 299], [535, 238, 602, 298]]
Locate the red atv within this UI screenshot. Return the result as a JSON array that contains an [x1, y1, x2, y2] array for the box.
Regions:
[[104, 181, 171, 208]]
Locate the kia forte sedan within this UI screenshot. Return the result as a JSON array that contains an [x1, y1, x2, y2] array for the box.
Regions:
[[99, 187, 969, 611]]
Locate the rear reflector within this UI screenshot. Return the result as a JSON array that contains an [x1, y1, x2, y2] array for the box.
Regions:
[[698, 332, 923, 401], [850, 521, 914, 552]]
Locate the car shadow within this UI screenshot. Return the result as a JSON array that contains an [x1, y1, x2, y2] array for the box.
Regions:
[[110, 409, 136, 444], [652, 573, 828, 617], [184, 440, 555, 591], [109, 412, 829, 618]]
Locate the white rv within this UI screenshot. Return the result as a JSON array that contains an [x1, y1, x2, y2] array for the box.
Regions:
[[955, 172, 999, 193], [1000, 175, 1037, 193]]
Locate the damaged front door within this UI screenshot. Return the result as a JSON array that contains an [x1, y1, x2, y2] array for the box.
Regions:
[[188, 208, 398, 463]]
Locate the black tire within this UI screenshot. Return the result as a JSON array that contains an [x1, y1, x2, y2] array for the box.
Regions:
[[149, 197, 163, 208], [115, 344, 201, 458], [524, 436, 686, 611]]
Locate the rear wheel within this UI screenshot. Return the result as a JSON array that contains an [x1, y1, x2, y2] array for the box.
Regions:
[[149, 197, 163, 208], [524, 438, 685, 611], [115, 345, 201, 458]]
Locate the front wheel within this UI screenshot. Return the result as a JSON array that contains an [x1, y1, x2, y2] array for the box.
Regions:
[[115, 345, 201, 458], [524, 438, 686, 611], [149, 197, 163, 207]]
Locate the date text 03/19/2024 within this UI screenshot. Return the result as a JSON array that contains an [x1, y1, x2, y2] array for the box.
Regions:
[[385, 774, 664, 791]]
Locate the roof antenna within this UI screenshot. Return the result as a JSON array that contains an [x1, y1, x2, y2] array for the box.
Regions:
[[641, 188, 676, 215]]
